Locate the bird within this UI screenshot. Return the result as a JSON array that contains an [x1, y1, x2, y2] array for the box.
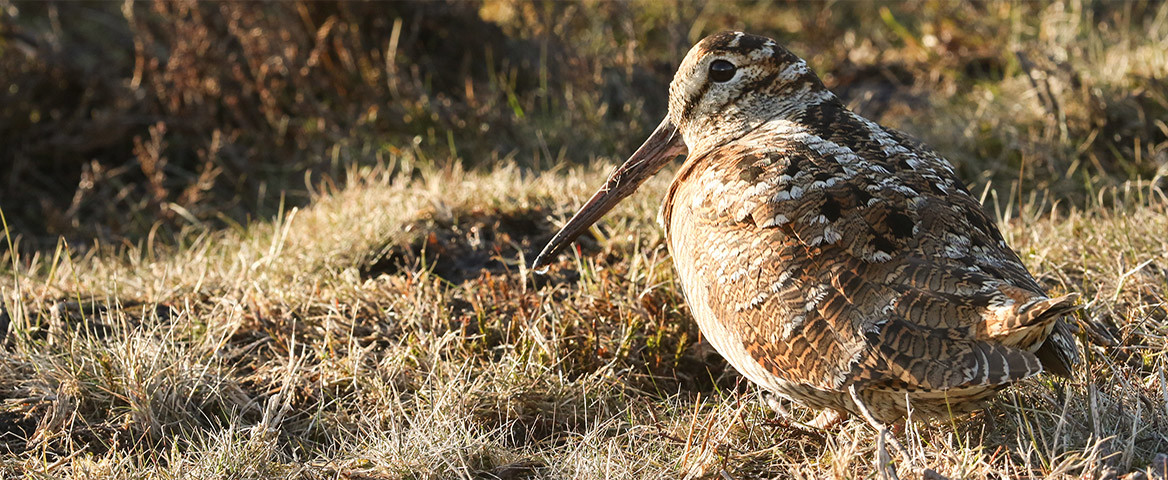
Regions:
[[532, 31, 1080, 428]]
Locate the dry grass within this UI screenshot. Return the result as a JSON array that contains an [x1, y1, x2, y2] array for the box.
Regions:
[[2, 163, 1166, 478], [2, 1, 1168, 479]]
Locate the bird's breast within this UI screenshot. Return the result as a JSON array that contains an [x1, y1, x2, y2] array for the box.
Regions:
[[663, 169, 798, 394]]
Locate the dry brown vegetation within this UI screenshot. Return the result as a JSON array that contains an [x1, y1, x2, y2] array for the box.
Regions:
[[1, 1, 1167, 478]]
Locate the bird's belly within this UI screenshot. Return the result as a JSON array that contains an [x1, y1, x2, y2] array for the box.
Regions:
[[665, 202, 828, 401]]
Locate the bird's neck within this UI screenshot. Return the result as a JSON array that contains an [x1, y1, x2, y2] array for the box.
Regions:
[[679, 88, 845, 160]]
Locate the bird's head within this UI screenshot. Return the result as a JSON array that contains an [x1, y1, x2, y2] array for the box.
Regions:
[[668, 31, 830, 156], [532, 31, 828, 271]]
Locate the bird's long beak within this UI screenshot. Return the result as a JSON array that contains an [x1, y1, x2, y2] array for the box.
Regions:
[[532, 117, 686, 272]]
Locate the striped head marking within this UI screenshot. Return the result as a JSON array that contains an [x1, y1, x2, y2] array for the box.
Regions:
[[668, 31, 835, 156]]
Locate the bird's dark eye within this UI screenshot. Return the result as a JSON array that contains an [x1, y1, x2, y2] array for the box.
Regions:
[[709, 59, 737, 83]]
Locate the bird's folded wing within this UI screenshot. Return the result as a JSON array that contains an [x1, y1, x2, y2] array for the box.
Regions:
[[673, 138, 1079, 391]]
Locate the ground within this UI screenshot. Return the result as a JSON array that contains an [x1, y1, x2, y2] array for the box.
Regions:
[[1, 1, 1167, 479]]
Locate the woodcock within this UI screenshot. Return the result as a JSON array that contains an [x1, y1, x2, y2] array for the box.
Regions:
[[532, 31, 1080, 425]]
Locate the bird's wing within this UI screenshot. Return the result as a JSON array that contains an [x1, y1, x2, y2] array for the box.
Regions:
[[663, 122, 1078, 391]]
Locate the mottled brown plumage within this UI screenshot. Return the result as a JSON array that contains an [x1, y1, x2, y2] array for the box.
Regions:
[[534, 31, 1080, 424]]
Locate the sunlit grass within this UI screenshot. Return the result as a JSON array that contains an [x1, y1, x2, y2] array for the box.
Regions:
[[1, 160, 1166, 478]]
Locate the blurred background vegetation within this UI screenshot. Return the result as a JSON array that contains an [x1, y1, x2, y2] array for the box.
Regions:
[[1, 0, 1165, 249]]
